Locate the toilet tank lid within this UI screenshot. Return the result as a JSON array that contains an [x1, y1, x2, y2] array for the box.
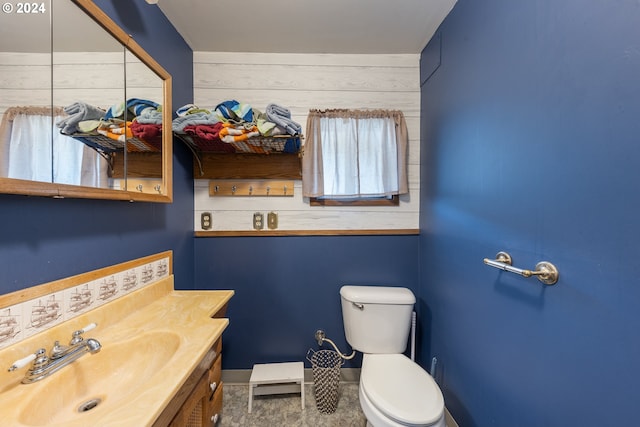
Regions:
[[340, 285, 416, 304]]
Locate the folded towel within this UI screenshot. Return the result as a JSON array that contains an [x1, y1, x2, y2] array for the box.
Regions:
[[103, 102, 125, 120], [184, 123, 236, 153], [185, 122, 223, 141], [215, 100, 253, 123], [97, 121, 133, 142], [219, 123, 260, 143], [135, 109, 163, 125], [256, 118, 288, 136], [131, 122, 161, 138], [128, 99, 159, 116], [130, 122, 162, 149], [256, 117, 276, 135], [176, 104, 211, 117], [56, 102, 105, 135], [172, 112, 220, 132], [176, 103, 197, 117], [77, 119, 101, 133], [265, 103, 301, 136], [104, 98, 159, 120]]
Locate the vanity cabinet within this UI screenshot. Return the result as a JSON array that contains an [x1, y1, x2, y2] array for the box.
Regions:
[[168, 338, 223, 427], [155, 302, 229, 427]]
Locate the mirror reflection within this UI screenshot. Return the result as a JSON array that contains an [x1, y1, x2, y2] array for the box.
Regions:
[[116, 50, 164, 193], [52, 0, 125, 189], [0, 0, 53, 183], [0, 0, 169, 198]]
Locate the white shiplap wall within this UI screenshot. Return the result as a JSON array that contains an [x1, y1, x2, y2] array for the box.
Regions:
[[193, 52, 421, 232], [0, 51, 163, 190], [0, 51, 162, 117]]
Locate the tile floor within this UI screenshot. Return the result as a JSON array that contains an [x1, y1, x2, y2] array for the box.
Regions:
[[220, 382, 367, 427]]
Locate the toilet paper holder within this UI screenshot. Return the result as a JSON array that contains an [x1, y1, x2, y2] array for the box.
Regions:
[[483, 251, 559, 285]]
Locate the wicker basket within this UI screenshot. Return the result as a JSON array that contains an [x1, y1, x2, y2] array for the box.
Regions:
[[71, 134, 160, 153], [307, 349, 344, 414], [175, 132, 301, 154]]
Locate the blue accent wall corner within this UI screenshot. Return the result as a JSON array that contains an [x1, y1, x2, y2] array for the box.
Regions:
[[420, 0, 640, 425]]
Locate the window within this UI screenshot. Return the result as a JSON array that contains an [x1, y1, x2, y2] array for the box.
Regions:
[[0, 107, 108, 186], [302, 109, 408, 206]]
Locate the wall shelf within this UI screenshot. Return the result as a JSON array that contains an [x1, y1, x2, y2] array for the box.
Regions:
[[111, 152, 163, 178], [194, 153, 301, 180], [174, 132, 302, 179]]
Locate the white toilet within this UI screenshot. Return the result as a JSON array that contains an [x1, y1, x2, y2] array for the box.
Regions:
[[340, 285, 446, 427]]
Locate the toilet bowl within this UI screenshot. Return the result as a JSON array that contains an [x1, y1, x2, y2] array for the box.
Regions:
[[339, 285, 446, 427], [359, 354, 445, 427]]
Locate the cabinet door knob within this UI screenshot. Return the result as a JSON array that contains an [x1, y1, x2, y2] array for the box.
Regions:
[[211, 413, 219, 424], [210, 381, 217, 393]]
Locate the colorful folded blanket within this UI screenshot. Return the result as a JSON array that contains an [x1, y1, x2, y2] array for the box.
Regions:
[[219, 122, 260, 143], [97, 121, 133, 142]]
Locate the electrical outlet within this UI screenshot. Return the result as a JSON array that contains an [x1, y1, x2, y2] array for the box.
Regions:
[[200, 212, 212, 230], [267, 211, 278, 229], [253, 212, 264, 230]]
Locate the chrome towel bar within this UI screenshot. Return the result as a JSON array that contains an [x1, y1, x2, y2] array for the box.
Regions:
[[483, 251, 559, 285]]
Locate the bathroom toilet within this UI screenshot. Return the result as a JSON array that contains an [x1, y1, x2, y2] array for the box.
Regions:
[[340, 285, 446, 427]]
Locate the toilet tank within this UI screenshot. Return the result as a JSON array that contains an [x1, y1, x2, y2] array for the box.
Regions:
[[340, 285, 416, 354]]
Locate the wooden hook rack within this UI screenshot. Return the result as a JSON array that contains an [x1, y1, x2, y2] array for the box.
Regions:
[[209, 180, 295, 197]]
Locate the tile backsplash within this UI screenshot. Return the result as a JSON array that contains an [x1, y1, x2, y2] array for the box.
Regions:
[[0, 257, 169, 350]]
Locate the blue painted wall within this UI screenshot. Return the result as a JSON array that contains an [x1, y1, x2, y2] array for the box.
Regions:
[[420, 0, 640, 426], [0, 1, 420, 379], [0, 2, 195, 293], [195, 235, 420, 369]]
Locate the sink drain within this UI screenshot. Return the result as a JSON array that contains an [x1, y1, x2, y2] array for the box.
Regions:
[[77, 398, 102, 413]]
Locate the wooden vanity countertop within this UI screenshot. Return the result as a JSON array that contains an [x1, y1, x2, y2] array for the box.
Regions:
[[0, 277, 234, 427]]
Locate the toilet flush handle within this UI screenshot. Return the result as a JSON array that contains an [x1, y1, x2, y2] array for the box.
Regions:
[[352, 302, 364, 310]]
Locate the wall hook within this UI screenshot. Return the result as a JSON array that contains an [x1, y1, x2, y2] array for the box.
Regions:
[[208, 180, 295, 197]]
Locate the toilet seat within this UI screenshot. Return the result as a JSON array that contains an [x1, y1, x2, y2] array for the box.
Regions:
[[361, 354, 444, 426]]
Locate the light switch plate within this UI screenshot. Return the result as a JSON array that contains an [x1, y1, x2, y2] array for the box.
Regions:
[[267, 212, 278, 229]]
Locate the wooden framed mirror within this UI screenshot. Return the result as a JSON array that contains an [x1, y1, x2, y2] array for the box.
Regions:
[[0, 0, 172, 202]]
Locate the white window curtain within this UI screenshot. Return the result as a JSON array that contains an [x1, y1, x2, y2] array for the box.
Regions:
[[0, 107, 108, 186], [302, 109, 408, 198]]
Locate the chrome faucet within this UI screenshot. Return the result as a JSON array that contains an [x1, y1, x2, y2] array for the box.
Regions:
[[8, 323, 101, 384]]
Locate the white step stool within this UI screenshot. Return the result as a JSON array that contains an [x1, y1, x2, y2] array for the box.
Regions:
[[248, 361, 305, 413]]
